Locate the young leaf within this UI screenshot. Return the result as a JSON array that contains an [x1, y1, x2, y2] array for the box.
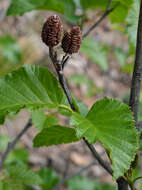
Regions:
[[33, 125, 79, 147], [71, 98, 138, 179], [80, 38, 108, 71], [0, 65, 63, 119], [32, 110, 58, 131]]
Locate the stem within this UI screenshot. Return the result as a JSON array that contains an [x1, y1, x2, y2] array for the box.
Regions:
[[0, 119, 32, 176], [116, 178, 129, 190], [59, 104, 73, 113]]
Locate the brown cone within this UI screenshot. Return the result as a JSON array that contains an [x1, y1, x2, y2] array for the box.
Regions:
[[62, 26, 82, 54], [41, 15, 63, 47]]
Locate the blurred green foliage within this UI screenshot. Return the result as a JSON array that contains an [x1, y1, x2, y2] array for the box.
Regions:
[[81, 37, 109, 71], [0, 35, 22, 77], [0, 133, 117, 189], [69, 74, 103, 97], [68, 176, 116, 190]]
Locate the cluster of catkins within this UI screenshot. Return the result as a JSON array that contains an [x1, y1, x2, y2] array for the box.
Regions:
[[41, 15, 82, 54]]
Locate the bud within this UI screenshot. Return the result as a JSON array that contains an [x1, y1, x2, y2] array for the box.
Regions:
[[62, 26, 82, 54], [41, 15, 63, 47]]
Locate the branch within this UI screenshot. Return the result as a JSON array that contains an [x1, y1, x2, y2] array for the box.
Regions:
[[0, 119, 32, 175], [53, 160, 97, 190], [49, 47, 113, 178], [117, 1, 142, 190], [83, 0, 118, 38], [116, 177, 129, 190], [129, 0, 142, 122]]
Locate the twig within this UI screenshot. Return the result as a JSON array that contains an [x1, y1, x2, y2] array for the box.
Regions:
[[49, 48, 113, 178], [62, 55, 70, 69], [0, 119, 32, 175], [106, 0, 113, 10], [136, 121, 142, 130], [49, 47, 75, 110], [83, 138, 113, 176], [83, 0, 118, 38], [53, 161, 97, 190], [133, 176, 142, 183], [129, 0, 142, 122]]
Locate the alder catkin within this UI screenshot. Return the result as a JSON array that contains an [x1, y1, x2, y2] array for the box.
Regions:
[[41, 15, 63, 47], [62, 26, 82, 54]]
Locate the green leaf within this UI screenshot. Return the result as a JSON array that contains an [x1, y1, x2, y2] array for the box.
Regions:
[[71, 98, 138, 179], [126, 0, 140, 47], [0, 35, 22, 77], [80, 0, 109, 10], [1, 180, 24, 190], [68, 176, 97, 190], [67, 176, 116, 190], [32, 110, 58, 131], [6, 148, 29, 164], [0, 112, 6, 124], [0, 135, 11, 152], [7, 0, 80, 22], [75, 98, 88, 117], [69, 74, 101, 97], [80, 0, 133, 23], [114, 47, 128, 67], [0, 65, 63, 119], [6, 161, 42, 185], [69, 74, 94, 86], [38, 168, 60, 190], [109, 3, 129, 23], [33, 125, 79, 147], [80, 38, 108, 71], [0, 181, 3, 189]]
